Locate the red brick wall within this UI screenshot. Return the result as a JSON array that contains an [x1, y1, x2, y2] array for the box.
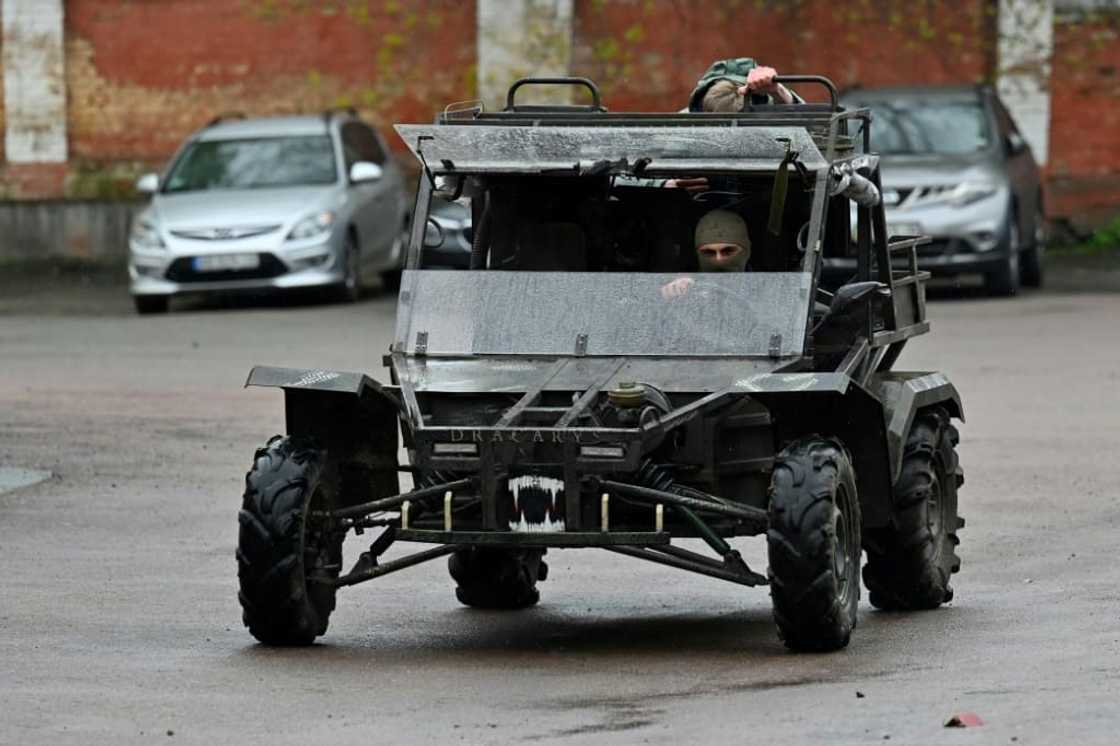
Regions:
[[50, 0, 475, 196], [1047, 13, 1120, 226], [572, 0, 996, 110], [1, 0, 1118, 224]]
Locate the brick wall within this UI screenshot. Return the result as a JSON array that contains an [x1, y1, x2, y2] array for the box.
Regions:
[[2, 0, 477, 198], [572, 0, 996, 109], [1, 0, 1118, 226], [1048, 10, 1120, 227]]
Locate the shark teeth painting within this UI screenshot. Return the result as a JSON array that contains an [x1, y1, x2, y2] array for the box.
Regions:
[[508, 475, 565, 533]]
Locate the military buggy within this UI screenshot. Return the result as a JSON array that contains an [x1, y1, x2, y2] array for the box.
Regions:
[[237, 76, 964, 651]]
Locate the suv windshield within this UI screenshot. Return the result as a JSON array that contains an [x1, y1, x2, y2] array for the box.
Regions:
[[855, 99, 991, 156], [164, 136, 337, 192], [396, 270, 809, 358]]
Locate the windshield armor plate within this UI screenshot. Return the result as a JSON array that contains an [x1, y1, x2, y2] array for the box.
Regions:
[[394, 270, 810, 358]]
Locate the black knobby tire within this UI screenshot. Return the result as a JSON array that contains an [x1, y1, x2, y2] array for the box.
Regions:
[[237, 436, 342, 645], [863, 407, 962, 611], [449, 547, 546, 610], [134, 296, 169, 315], [767, 437, 862, 652]]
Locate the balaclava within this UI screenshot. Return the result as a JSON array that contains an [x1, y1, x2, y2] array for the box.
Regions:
[[694, 209, 751, 272]]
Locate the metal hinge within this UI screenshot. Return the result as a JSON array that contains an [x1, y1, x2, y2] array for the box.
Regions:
[[769, 333, 782, 359]]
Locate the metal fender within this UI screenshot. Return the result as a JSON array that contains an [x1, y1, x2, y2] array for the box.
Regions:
[[867, 371, 964, 483]]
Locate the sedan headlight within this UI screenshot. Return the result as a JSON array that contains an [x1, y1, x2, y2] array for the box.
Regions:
[[946, 182, 998, 207], [130, 219, 165, 250], [287, 210, 336, 241]]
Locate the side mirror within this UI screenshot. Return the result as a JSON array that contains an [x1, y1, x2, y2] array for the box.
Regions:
[[827, 281, 888, 317], [349, 161, 383, 183], [136, 173, 159, 194], [1005, 132, 1027, 157]]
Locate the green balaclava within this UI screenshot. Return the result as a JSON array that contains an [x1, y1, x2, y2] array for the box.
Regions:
[[694, 210, 751, 272], [687, 57, 758, 112]]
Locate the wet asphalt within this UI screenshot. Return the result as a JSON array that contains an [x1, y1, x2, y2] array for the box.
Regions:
[[1, 284, 1119, 744]]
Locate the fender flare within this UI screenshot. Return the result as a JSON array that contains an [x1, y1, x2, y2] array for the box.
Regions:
[[867, 372, 964, 483], [245, 366, 403, 507]]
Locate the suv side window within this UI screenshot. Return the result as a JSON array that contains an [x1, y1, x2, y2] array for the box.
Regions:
[[342, 122, 386, 166]]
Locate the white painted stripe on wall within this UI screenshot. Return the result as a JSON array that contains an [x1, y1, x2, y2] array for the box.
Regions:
[[997, 0, 1054, 165], [2, 0, 68, 163], [477, 0, 574, 111]]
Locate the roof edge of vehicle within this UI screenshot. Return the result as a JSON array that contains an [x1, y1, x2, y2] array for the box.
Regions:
[[394, 75, 867, 175], [191, 108, 363, 140]]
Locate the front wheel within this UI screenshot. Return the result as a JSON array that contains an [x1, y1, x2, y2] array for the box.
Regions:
[[767, 437, 861, 652], [1020, 206, 1045, 288], [237, 436, 342, 645], [134, 295, 169, 315], [986, 213, 1021, 296], [331, 233, 362, 303]]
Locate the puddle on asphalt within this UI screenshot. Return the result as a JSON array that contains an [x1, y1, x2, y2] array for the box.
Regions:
[[0, 467, 52, 494]]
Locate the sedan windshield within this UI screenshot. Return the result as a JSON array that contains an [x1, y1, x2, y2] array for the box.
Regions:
[[858, 100, 991, 156], [164, 136, 337, 192]]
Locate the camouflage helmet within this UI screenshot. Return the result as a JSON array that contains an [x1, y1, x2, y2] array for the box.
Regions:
[[687, 57, 758, 112]]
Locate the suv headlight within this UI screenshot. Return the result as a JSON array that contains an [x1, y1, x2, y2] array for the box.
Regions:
[[947, 182, 997, 207], [287, 210, 336, 241], [130, 218, 165, 250]]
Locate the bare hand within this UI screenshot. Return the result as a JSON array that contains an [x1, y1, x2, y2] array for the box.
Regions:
[[660, 277, 695, 300], [737, 66, 793, 104], [664, 177, 710, 193]]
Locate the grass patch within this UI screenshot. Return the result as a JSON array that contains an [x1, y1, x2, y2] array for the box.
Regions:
[[1050, 216, 1120, 258]]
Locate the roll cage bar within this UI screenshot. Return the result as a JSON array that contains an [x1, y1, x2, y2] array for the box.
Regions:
[[409, 75, 928, 369]]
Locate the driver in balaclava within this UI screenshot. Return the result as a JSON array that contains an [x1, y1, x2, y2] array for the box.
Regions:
[[661, 209, 751, 300]]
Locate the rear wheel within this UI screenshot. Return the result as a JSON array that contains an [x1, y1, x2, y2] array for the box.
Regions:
[[767, 437, 861, 652], [133, 295, 169, 315], [449, 547, 546, 609], [863, 407, 962, 611], [237, 436, 342, 645]]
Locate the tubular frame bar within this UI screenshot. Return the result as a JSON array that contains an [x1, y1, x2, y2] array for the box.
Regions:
[[323, 478, 475, 520], [605, 546, 767, 587], [598, 479, 769, 532], [649, 544, 768, 585], [331, 544, 456, 588]]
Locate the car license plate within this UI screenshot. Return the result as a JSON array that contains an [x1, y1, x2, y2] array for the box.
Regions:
[[887, 222, 922, 238], [192, 254, 260, 272]]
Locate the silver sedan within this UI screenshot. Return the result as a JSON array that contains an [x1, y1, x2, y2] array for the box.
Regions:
[[129, 113, 408, 313]]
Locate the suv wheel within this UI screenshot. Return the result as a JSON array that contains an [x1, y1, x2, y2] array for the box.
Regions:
[[863, 407, 962, 611], [1020, 204, 1045, 288], [986, 212, 1021, 296], [767, 437, 861, 652]]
